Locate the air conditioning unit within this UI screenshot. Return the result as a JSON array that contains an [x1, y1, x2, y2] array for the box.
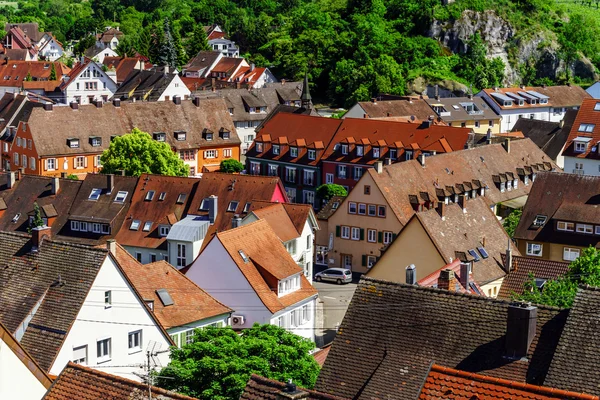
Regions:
[[231, 315, 245, 327]]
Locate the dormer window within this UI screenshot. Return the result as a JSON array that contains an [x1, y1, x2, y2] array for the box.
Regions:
[[111, 135, 120, 142], [356, 146, 364, 156], [114, 191, 128, 203], [89, 136, 102, 147], [290, 147, 298, 157], [89, 188, 102, 200], [575, 142, 587, 152], [256, 142, 263, 152], [228, 107, 234, 114], [308, 149, 316, 160], [153, 132, 166, 142], [175, 131, 186, 141], [503, 100, 512, 107], [145, 190, 155, 201], [206, 132, 213, 141], [220, 128, 230, 139], [272, 145, 280, 155], [341, 144, 348, 155], [67, 138, 79, 148], [389, 149, 397, 160], [533, 215, 547, 227], [372, 147, 380, 158], [578, 123, 595, 133]]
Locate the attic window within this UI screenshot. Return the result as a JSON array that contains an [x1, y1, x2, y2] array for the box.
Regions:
[[11, 213, 20, 223], [130, 220, 141, 230], [228, 201, 239, 212], [533, 215, 547, 227], [206, 132, 213, 141], [158, 192, 166, 201], [153, 132, 166, 142], [156, 289, 174, 306], [110, 135, 120, 142], [176, 193, 186, 204], [594, 102, 600, 111], [477, 247, 489, 259], [332, 202, 339, 210], [290, 147, 298, 157], [114, 191, 128, 203], [145, 190, 155, 201], [67, 138, 80, 148], [468, 249, 481, 262], [90, 137, 101, 147], [89, 188, 102, 200], [175, 131, 186, 141], [578, 123, 595, 133], [243, 202, 251, 212], [143, 221, 152, 232], [220, 129, 230, 139], [44, 64, 49, 69], [238, 250, 249, 263]]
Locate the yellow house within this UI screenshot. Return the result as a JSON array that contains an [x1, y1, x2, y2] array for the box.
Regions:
[[366, 197, 519, 298], [426, 96, 502, 135]]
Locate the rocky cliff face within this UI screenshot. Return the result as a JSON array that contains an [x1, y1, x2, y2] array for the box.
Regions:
[[428, 10, 596, 86]]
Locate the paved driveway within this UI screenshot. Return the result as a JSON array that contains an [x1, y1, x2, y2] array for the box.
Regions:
[[314, 280, 357, 347]]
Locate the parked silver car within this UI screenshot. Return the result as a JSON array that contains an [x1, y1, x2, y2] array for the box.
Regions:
[[314, 268, 353, 284]]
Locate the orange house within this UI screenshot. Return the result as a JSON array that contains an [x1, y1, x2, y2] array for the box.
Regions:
[[195, 129, 241, 173]]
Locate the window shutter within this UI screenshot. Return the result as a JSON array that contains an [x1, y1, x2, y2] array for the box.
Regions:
[[73, 158, 76, 168], [84, 157, 88, 168], [335, 225, 340, 237], [378, 232, 383, 243], [203, 151, 207, 159], [93, 156, 97, 167], [215, 150, 219, 157], [362, 255, 367, 266], [44, 159, 48, 171], [392, 233, 397, 241], [360, 228, 364, 241]]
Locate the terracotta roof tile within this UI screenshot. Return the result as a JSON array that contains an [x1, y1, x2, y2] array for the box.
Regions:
[[0, 60, 69, 88], [241, 374, 347, 400], [249, 200, 313, 237], [562, 98, 600, 159], [357, 98, 436, 120], [498, 255, 570, 300], [43, 361, 197, 399], [250, 203, 300, 242]]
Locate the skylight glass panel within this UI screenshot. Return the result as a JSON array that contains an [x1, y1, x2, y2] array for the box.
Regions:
[[143, 221, 152, 232], [243, 202, 251, 213], [156, 289, 174, 306], [158, 192, 166, 201], [176, 193, 186, 204], [533, 214, 548, 226], [468, 249, 481, 262], [145, 190, 155, 201], [114, 191, 128, 203], [89, 188, 102, 200], [477, 246, 489, 259], [228, 201, 239, 212], [595, 102, 600, 111], [130, 220, 140, 230]]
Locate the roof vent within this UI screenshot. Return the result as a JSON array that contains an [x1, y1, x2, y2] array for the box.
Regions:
[[156, 289, 174, 306], [238, 249, 249, 263]]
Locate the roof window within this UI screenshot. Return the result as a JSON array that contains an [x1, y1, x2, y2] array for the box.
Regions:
[[153, 132, 166, 142], [332, 202, 339, 210], [533, 214, 547, 227], [477, 246, 489, 259], [243, 202, 251, 213], [158, 192, 166, 201], [130, 220, 141, 230], [175, 131, 186, 141], [228, 201, 239, 212], [145, 190, 155, 201], [89, 188, 102, 200], [238, 250, 249, 263], [89, 136, 102, 147], [114, 191, 128, 203], [11, 213, 20, 223], [595, 102, 600, 111], [156, 289, 174, 306], [467, 249, 481, 262], [176, 193, 186, 204], [578, 123, 595, 133], [143, 221, 152, 232]]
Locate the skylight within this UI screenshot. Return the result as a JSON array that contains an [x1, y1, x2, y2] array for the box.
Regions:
[[578, 123, 595, 133], [143, 221, 152, 232], [468, 249, 481, 262], [200, 198, 209, 210], [89, 188, 102, 200], [533, 214, 547, 227], [228, 201, 239, 212], [145, 190, 155, 201], [130, 220, 140, 230], [11, 213, 20, 223], [156, 289, 174, 306], [243, 202, 251, 213], [114, 191, 128, 203], [477, 246, 489, 259], [176, 193, 186, 204], [238, 250, 249, 263], [595, 102, 600, 111], [332, 202, 340, 210], [158, 192, 166, 201]]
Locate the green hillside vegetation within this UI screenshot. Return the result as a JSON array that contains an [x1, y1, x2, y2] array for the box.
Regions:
[[0, 0, 598, 106]]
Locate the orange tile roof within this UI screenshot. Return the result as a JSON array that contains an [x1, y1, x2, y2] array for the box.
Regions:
[[250, 203, 300, 242], [562, 98, 600, 159], [215, 220, 317, 313], [43, 361, 197, 400], [118, 254, 232, 329], [419, 364, 599, 400], [0, 61, 69, 88], [102, 56, 139, 83], [249, 200, 313, 237], [22, 80, 61, 92]]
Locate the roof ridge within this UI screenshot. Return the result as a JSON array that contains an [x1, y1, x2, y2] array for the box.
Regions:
[[360, 276, 565, 311], [430, 364, 599, 399], [248, 374, 348, 400]]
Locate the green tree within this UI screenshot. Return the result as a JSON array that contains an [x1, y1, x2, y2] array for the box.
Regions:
[[502, 208, 522, 238], [316, 184, 348, 203], [219, 159, 244, 173], [100, 128, 189, 177], [31, 202, 44, 228], [24, 72, 32, 81], [153, 17, 179, 68], [116, 35, 138, 57], [515, 247, 600, 308], [74, 34, 97, 56], [158, 324, 319, 399], [49, 64, 57, 80], [186, 24, 211, 59], [66, 174, 79, 180]]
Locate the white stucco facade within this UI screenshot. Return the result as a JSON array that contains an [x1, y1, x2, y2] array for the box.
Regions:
[[343, 103, 369, 119], [157, 75, 192, 101], [252, 69, 278, 89], [61, 60, 118, 105], [38, 37, 64, 61], [123, 244, 168, 265], [49, 255, 171, 381], [168, 313, 231, 348], [93, 47, 119, 64], [0, 337, 49, 399], [564, 156, 600, 176]]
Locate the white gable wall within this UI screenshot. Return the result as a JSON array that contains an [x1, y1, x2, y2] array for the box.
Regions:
[[94, 48, 118, 64], [49, 255, 171, 380], [343, 103, 368, 119], [0, 338, 48, 399], [63, 62, 117, 105], [39, 38, 64, 62], [186, 238, 272, 328], [252, 69, 277, 89], [157, 75, 192, 102]]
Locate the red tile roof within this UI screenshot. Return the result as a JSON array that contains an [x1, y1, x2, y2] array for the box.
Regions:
[[0, 61, 69, 88], [249, 200, 314, 237], [102, 56, 140, 83], [562, 98, 600, 159], [241, 374, 347, 400], [214, 220, 317, 313], [43, 361, 197, 400], [417, 258, 483, 295], [498, 255, 570, 300], [419, 364, 599, 400]]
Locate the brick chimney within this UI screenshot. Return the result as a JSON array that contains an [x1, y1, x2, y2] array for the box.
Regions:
[[438, 269, 457, 291], [374, 160, 383, 174], [460, 262, 471, 290], [51, 177, 59, 195], [457, 194, 467, 213], [503, 138, 511, 153], [106, 174, 115, 194], [436, 201, 446, 221], [207, 195, 218, 224], [31, 225, 51, 251]]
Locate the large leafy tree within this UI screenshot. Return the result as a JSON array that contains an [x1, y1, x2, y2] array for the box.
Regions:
[[515, 247, 600, 308], [502, 209, 522, 238], [316, 184, 348, 203], [219, 159, 244, 173], [186, 24, 211, 59], [158, 325, 319, 399], [100, 128, 189, 177]]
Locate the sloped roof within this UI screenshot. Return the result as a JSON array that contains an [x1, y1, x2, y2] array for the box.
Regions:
[[356, 98, 436, 120], [562, 98, 600, 160], [0, 60, 69, 88], [96, 27, 124, 43], [545, 286, 600, 396], [419, 364, 599, 400], [114, 174, 199, 250], [0, 232, 107, 371], [249, 203, 301, 242], [514, 172, 600, 247], [184, 50, 221, 73], [214, 220, 317, 313], [316, 196, 345, 220], [482, 85, 591, 110], [115, 69, 179, 101], [367, 139, 555, 226], [43, 361, 197, 400], [498, 255, 570, 300], [416, 259, 483, 295], [512, 109, 576, 160], [241, 374, 347, 400], [114, 245, 231, 330], [316, 277, 569, 399], [425, 96, 499, 121], [102, 56, 139, 83], [4, 23, 44, 43], [249, 200, 313, 236]]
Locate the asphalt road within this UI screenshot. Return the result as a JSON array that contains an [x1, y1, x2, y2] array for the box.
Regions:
[[314, 280, 357, 347]]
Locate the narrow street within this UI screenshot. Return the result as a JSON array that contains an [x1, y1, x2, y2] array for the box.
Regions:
[[314, 280, 357, 348]]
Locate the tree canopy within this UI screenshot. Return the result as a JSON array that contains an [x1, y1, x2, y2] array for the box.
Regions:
[[219, 159, 244, 173], [31, 202, 44, 228], [515, 247, 600, 308], [316, 184, 348, 203], [158, 324, 320, 399], [502, 208, 522, 238], [100, 128, 189, 177]]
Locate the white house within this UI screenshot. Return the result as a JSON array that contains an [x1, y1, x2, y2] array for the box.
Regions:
[[186, 219, 318, 341], [477, 85, 591, 132], [0, 229, 173, 381], [166, 215, 210, 269], [562, 98, 600, 176], [242, 201, 319, 282], [84, 45, 118, 64], [37, 33, 64, 61], [114, 69, 191, 102], [0, 321, 52, 399], [59, 57, 117, 105], [96, 27, 123, 50], [209, 37, 240, 58]]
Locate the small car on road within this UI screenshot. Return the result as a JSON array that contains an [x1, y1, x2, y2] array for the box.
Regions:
[[314, 268, 353, 284]]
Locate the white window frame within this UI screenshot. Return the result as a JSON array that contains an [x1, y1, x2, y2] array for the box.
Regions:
[[326, 173, 334, 184], [563, 247, 580, 261], [351, 227, 360, 241], [367, 229, 377, 243], [348, 202, 357, 214], [557, 221, 574, 232], [341, 226, 350, 239], [383, 231, 393, 245], [308, 149, 316, 160], [72, 345, 87, 365], [367, 255, 377, 268], [576, 224, 593, 234], [71, 220, 80, 231], [128, 330, 142, 353], [96, 338, 111, 363], [290, 147, 298, 157], [526, 242, 543, 257]]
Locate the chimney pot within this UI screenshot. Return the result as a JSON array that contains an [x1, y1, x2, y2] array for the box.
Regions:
[[419, 153, 426, 167], [406, 264, 416, 285], [436, 201, 446, 220], [51, 177, 59, 195], [70, 101, 79, 110], [374, 160, 383, 174], [208, 195, 218, 224], [231, 215, 242, 229], [106, 174, 115, 194], [193, 97, 200, 107], [503, 138, 511, 153], [113, 98, 121, 107], [460, 262, 471, 290], [505, 303, 537, 359], [43, 102, 53, 111], [505, 238, 513, 273], [106, 239, 117, 255]]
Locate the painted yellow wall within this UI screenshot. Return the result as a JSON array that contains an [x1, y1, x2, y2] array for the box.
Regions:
[[327, 173, 403, 274], [450, 119, 502, 135], [481, 276, 504, 298], [366, 217, 446, 282], [518, 239, 587, 263]]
